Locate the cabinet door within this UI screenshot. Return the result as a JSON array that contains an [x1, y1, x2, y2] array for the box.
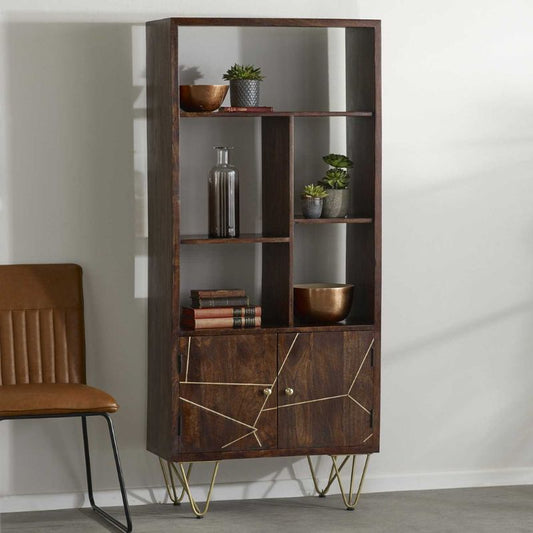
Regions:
[[178, 334, 278, 454], [277, 331, 375, 450]]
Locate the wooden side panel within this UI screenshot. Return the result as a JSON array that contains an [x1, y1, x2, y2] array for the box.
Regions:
[[277, 331, 376, 450], [370, 331, 381, 451], [261, 116, 293, 326], [146, 20, 181, 460], [177, 334, 278, 455], [146, 19, 176, 459]]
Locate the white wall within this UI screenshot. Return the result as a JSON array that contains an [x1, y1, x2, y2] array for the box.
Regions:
[[1, 0, 533, 513]]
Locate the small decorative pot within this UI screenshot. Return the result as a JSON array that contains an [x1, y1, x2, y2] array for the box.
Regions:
[[321, 189, 349, 218], [230, 79, 260, 107], [301, 197, 323, 219]]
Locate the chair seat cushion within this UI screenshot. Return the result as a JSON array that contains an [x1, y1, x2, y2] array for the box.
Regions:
[[0, 383, 119, 417]]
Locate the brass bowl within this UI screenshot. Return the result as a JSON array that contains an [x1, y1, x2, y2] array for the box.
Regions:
[[179, 84, 229, 112], [294, 283, 354, 323]]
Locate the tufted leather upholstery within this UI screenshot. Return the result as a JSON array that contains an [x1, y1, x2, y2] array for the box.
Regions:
[[0, 264, 118, 416]]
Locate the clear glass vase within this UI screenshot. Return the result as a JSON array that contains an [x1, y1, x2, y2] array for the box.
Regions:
[[208, 146, 240, 238]]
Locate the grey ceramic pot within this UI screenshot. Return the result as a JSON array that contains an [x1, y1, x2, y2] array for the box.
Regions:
[[230, 79, 260, 107], [321, 189, 349, 218], [301, 197, 323, 219]]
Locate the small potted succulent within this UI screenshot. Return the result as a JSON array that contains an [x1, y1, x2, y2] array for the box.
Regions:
[[318, 153, 353, 218], [222, 63, 265, 107], [301, 184, 328, 219]]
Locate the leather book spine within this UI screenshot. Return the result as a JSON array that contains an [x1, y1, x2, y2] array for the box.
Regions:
[[190, 296, 250, 308], [181, 316, 261, 330], [182, 306, 261, 319], [190, 288, 246, 299]]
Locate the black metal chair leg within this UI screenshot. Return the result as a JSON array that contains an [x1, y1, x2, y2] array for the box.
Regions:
[[82, 414, 133, 532]]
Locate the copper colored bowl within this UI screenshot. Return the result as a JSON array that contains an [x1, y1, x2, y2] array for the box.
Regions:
[[294, 283, 354, 323], [179, 84, 229, 112]]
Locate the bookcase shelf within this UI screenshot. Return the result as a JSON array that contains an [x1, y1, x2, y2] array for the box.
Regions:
[[294, 216, 373, 224], [180, 321, 375, 336], [181, 110, 374, 118], [147, 17, 381, 490], [180, 234, 290, 244]]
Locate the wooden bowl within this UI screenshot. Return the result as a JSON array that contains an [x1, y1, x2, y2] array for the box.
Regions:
[[179, 84, 229, 112], [294, 283, 354, 323]]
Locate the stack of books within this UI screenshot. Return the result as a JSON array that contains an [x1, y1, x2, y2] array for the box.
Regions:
[[181, 289, 261, 330]]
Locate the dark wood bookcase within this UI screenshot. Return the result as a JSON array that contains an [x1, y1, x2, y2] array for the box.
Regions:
[[146, 17, 381, 469]]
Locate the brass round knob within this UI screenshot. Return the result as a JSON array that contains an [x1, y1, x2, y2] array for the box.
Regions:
[[285, 387, 294, 396], [263, 388, 272, 396]]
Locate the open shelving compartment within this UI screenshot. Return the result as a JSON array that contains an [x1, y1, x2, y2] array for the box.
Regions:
[[147, 16, 381, 489], [165, 18, 381, 334]]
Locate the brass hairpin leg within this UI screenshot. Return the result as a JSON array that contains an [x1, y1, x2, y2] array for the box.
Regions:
[[306, 455, 351, 497], [159, 457, 192, 505], [307, 454, 370, 510], [159, 458, 220, 518], [331, 454, 370, 510]]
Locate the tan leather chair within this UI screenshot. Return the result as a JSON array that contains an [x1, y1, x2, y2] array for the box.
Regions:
[[0, 264, 132, 532]]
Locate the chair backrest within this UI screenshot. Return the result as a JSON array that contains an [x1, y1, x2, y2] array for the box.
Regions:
[[0, 264, 86, 385]]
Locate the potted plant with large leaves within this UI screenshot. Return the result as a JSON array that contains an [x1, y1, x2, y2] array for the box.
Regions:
[[222, 63, 265, 107], [319, 153, 353, 218]]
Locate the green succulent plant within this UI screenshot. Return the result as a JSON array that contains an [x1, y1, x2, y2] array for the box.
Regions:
[[322, 153, 353, 169], [301, 184, 328, 199], [222, 63, 265, 81], [318, 153, 354, 190], [320, 169, 350, 189]]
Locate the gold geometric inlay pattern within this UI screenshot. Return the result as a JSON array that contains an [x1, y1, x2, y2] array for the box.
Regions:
[[178, 334, 375, 450], [184, 336, 191, 382], [179, 397, 257, 431], [181, 381, 272, 387]]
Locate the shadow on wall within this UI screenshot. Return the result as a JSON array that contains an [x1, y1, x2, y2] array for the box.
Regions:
[[2, 18, 349, 503], [3, 18, 153, 497]]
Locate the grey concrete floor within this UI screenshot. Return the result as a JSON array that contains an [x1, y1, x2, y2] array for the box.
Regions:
[[1, 485, 532, 532]]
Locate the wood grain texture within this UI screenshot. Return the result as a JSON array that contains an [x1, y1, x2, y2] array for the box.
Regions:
[[277, 398, 371, 449], [172, 443, 377, 462], [178, 322, 375, 337], [177, 335, 277, 453], [370, 331, 381, 451], [277, 331, 374, 449], [147, 17, 381, 464], [146, 19, 179, 459]]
